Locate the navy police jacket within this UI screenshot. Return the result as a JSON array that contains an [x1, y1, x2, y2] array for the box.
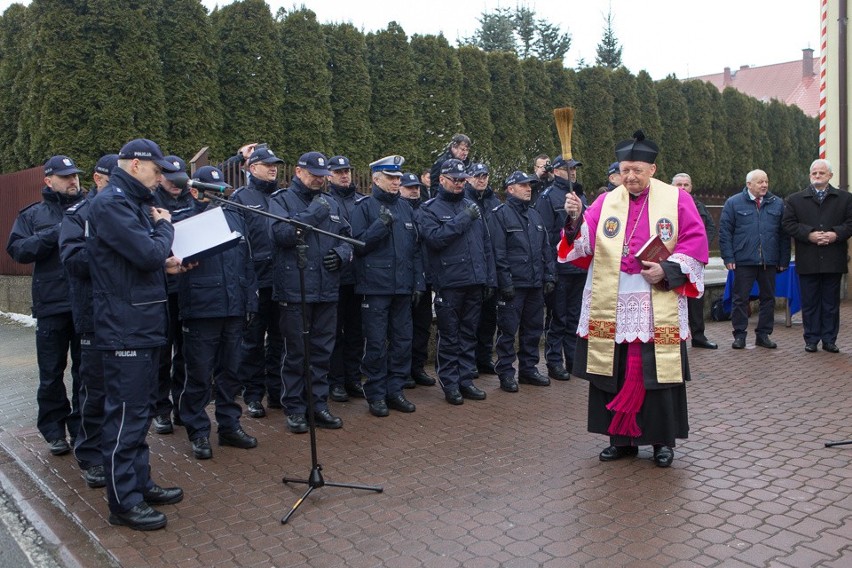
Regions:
[[463, 184, 501, 222], [488, 195, 555, 290], [719, 188, 790, 268], [350, 185, 425, 296], [419, 186, 496, 291], [6, 188, 82, 318], [230, 177, 279, 289], [533, 175, 587, 276], [59, 199, 94, 334], [177, 202, 258, 320], [86, 168, 174, 349], [153, 185, 194, 294], [327, 182, 362, 286], [268, 177, 353, 303]]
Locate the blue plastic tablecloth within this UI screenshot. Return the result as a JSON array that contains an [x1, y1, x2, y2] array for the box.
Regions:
[[721, 261, 801, 316]]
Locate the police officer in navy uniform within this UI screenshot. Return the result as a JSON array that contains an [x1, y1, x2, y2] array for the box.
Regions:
[[399, 173, 437, 387], [88, 153, 118, 198], [326, 155, 367, 402], [533, 155, 587, 382], [150, 155, 193, 435], [488, 171, 556, 392], [7, 155, 84, 457], [269, 151, 352, 433], [59, 158, 116, 489], [230, 146, 286, 418], [349, 156, 425, 417], [605, 162, 622, 192], [420, 159, 496, 405], [87, 138, 185, 531], [176, 166, 259, 460], [464, 162, 501, 376]]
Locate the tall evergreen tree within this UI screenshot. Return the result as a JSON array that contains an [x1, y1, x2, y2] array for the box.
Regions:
[[278, 8, 334, 162], [457, 45, 494, 163], [791, 110, 819, 190], [0, 4, 32, 172], [520, 57, 556, 161], [366, 22, 418, 161], [634, 70, 662, 148], [157, 0, 222, 161], [707, 83, 733, 190], [655, 76, 690, 182], [211, 0, 285, 157], [750, 99, 773, 181], [487, 51, 527, 178], [595, 7, 622, 69], [609, 67, 642, 143], [722, 87, 756, 189], [575, 66, 614, 186], [324, 23, 372, 171], [535, 20, 571, 62], [765, 100, 796, 195], [465, 7, 515, 53], [411, 34, 463, 167], [680, 80, 715, 189], [513, 7, 536, 59], [546, 62, 582, 162]]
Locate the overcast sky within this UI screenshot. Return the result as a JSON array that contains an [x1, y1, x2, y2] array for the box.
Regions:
[[0, 0, 822, 80]]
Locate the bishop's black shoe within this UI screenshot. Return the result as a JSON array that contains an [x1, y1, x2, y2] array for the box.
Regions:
[[653, 445, 674, 467], [599, 445, 639, 462], [691, 337, 718, 349]]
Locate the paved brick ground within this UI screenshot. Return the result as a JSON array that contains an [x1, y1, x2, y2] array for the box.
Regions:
[[1, 305, 852, 568]]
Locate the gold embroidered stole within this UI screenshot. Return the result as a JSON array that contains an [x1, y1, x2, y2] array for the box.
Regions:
[[587, 178, 683, 383]]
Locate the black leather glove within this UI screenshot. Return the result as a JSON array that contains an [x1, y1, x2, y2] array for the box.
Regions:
[[466, 203, 481, 220], [500, 286, 515, 301], [322, 251, 341, 271], [379, 205, 394, 226], [306, 193, 331, 222], [411, 291, 423, 306], [543, 281, 555, 296], [482, 286, 494, 301]]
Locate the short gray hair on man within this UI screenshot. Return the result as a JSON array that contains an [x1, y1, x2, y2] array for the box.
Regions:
[[671, 172, 691, 184], [745, 169, 766, 183], [810, 158, 833, 173]]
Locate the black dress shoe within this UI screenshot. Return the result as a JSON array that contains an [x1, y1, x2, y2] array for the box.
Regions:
[[823, 342, 840, 353], [108, 502, 167, 531], [599, 445, 639, 461], [286, 414, 309, 434], [47, 438, 70, 456], [191, 437, 212, 460], [219, 428, 257, 449], [731, 337, 746, 349], [755, 335, 777, 349], [445, 389, 464, 405], [691, 337, 718, 349], [518, 369, 551, 386], [547, 364, 570, 381], [805, 343, 818, 352], [403, 376, 417, 389], [412, 369, 436, 386], [459, 384, 487, 400], [153, 415, 174, 435], [476, 361, 497, 375], [653, 445, 674, 467], [84, 465, 106, 489], [387, 394, 416, 413], [143, 484, 184, 505], [314, 409, 343, 429], [329, 384, 349, 402], [246, 400, 266, 418], [345, 381, 366, 399], [499, 376, 519, 393], [368, 399, 389, 417]]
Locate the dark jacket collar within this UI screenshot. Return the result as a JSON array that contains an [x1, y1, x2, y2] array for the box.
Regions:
[[111, 168, 155, 204]]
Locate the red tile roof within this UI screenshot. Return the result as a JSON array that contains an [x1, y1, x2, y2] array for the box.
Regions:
[[690, 53, 819, 117]]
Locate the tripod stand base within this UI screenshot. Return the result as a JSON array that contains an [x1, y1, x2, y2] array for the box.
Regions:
[[825, 440, 852, 448], [281, 463, 383, 524]]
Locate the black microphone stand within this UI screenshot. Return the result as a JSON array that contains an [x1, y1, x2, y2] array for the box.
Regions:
[[825, 439, 852, 448], [201, 191, 383, 524]]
